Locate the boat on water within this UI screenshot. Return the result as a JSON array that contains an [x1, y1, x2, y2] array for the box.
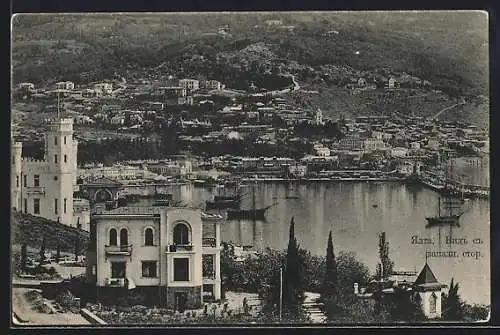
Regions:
[[425, 197, 467, 228], [226, 181, 276, 220], [206, 186, 246, 210]]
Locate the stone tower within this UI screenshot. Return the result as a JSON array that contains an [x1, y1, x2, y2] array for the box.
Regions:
[[44, 118, 76, 226], [11, 131, 23, 211]]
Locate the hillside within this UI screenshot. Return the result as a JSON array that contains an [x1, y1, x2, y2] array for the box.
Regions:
[[11, 12, 488, 99], [11, 211, 89, 254]]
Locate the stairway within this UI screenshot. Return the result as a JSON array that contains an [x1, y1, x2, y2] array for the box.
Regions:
[[302, 292, 327, 323]]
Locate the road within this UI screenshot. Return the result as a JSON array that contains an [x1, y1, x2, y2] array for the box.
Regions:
[[432, 100, 466, 119]]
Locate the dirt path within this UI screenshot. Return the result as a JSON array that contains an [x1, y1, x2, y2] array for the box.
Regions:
[[12, 287, 89, 325]]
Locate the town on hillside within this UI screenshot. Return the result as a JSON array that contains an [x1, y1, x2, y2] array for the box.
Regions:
[[11, 12, 490, 326]]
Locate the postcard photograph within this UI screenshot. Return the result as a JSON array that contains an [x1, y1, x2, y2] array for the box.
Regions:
[[10, 11, 490, 326]]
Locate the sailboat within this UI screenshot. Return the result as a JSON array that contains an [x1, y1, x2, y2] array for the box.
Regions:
[[425, 197, 464, 227], [206, 184, 245, 210], [226, 181, 276, 220], [425, 163, 467, 227]]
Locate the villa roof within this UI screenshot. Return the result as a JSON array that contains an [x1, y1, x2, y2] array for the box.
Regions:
[[414, 263, 439, 285]]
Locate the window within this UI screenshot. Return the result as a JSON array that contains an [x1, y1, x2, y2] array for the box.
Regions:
[[33, 198, 40, 214], [54, 155, 58, 163], [64, 198, 67, 214], [429, 292, 437, 314], [54, 198, 58, 215], [109, 228, 117, 246], [142, 261, 157, 278], [54, 136, 58, 145], [202, 254, 215, 279], [120, 228, 128, 246], [145, 228, 154, 246], [23, 175, 27, 187], [16, 176, 19, 188], [111, 261, 126, 278], [173, 223, 190, 245], [33, 175, 40, 187], [24, 198, 27, 213], [64, 155, 67, 163], [174, 258, 189, 281], [64, 136, 67, 144], [54, 176, 58, 181]]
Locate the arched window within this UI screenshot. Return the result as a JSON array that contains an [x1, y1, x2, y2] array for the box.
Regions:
[[120, 228, 128, 246], [145, 228, 154, 246], [109, 228, 117, 246], [173, 223, 190, 245], [429, 292, 437, 314]]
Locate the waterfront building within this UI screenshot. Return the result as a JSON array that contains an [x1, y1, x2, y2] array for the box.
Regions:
[[86, 207, 223, 309], [11, 118, 78, 227]]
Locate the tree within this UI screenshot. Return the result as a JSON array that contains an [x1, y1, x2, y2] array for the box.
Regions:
[[21, 243, 28, 272], [39, 236, 46, 261], [376, 232, 394, 280], [74, 232, 80, 262], [322, 230, 338, 302], [283, 217, 305, 315], [442, 278, 464, 320], [56, 242, 61, 263]]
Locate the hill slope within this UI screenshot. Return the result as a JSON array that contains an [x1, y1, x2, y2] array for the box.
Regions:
[[11, 12, 488, 99]]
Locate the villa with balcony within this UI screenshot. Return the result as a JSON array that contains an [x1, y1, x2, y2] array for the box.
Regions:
[[86, 207, 223, 310]]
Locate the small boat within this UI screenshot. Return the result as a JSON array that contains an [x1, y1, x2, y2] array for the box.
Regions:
[[206, 199, 240, 210], [227, 206, 273, 220]]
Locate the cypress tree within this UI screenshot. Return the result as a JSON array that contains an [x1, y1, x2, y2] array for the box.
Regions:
[[56, 243, 61, 263], [323, 231, 338, 302], [284, 217, 304, 314], [21, 243, 28, 272], [376, 232, 394, 280], [74, 232, 79, 262], [39, 236, 46, 261]]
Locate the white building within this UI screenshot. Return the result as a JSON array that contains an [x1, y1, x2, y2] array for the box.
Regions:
[[203, 80, 224, 90], [56, 81, 75, 90], [94, 83, 113, 95], [179, 79, 200, 93], [86, 207, 223, 309], [391, 147, 409, 158], [18, 82, 35, 91], [11, 118, 78, 227], [363, 139, 386, 152]]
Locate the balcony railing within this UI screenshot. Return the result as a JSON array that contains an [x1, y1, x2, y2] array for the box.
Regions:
[[105, 244, 133, 256], [25, 186, 45, 195], [202, 237, 217, 248], [105, 278, 127, 287], [166, 244, 193, 252]]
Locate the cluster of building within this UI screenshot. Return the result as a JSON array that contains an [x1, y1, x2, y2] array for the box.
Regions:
[[11, 118, 223, 308]]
